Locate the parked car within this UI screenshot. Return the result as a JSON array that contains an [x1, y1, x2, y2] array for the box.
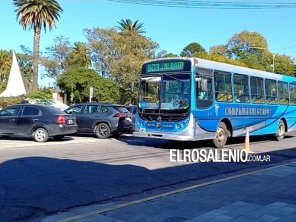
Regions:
[[65, 103, 133, 138], [27, 99, 69, 111], [0, 104, 77, 142]]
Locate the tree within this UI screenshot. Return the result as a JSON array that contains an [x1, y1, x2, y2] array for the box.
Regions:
[[162, 52, 178, 58], [117, 19, 145, 34], [84, 27, 158, 103], [66, 42, 91, 69], [227, 31, 296, 74], [273, 54, 295, 75], [225, 31, 268, 70], [57, 68, 119, 103], [42, 36, 71, 80], [17, 52, 33, 92], [180, 42, 206, 57], [202, 53, 247, 67], [209, 30, 295, 75], [227, 31, 268, 58], [0, 50, 11, 83], [13, 0, 63, 91], [209, 44, 229, 57]]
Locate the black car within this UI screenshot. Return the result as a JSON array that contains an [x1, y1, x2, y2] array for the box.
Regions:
[[0, 104, 77, 142], [65, 103, 133, 138]]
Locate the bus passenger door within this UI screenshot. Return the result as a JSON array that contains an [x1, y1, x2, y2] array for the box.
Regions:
[[196, 74, 214, 109]]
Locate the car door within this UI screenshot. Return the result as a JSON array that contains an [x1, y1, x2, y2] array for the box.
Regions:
[[79, 104, 101, 131], [65, 105, 85, 132], [16, 106, 42, 135], [0, 106, 21, 135]]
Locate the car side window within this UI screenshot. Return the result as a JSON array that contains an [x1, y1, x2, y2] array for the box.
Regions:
[[99, 106, 108, 113], [67, 105, 84, 114], [84, 105, 99, 114], [0, 107, 20, 116], [22, 107, 42, 116]]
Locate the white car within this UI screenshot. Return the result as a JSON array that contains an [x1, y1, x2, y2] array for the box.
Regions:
[[28, 99, 69, 111]]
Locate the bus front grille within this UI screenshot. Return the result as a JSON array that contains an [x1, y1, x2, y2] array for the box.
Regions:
[[139, 113, 188, 122]]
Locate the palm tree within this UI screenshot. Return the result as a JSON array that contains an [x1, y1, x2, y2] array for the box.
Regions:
[[73, 42, 91, 67], [13, 0, 63, 91], [65, 42, 91, 69], [117, 19, 145, 34]]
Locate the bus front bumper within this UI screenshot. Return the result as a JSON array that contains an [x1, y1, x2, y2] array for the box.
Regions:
[[133, 131, 195, 141]]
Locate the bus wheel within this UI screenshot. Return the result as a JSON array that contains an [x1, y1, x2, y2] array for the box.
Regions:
[[275, 120, 285, 141], [213, 122, 229, 148]]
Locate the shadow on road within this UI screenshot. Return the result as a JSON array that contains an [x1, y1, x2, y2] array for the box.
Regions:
[[117, 134, 295, 149], [1, 145, 296, 221]]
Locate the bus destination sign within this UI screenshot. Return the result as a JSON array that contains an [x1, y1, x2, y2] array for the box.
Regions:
[[142, 60, 191, 74]]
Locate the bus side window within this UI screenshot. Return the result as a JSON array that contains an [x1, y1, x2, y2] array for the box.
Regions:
[[214, 71, 233, 102], [196, 76, 213, 108], [290, 83, 296, 105], [278, 81, 289, 104], [233, 74, 249, 103], [250, 76, 264, 103], [265, 79, 278, 104]]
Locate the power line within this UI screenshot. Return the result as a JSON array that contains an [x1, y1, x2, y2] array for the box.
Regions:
[[106, 0, 296, 9]]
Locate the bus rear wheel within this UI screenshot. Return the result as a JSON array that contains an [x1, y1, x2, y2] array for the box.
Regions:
[[213, 122, 229, 148], [274, 120, 285, 141]]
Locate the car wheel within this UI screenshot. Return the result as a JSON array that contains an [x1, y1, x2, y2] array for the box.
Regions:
[[213, 122, 229, 148], [94, 123, 111, 139], [33, 128, 49, 142], [53, 135, 64, 141], [274, 120, 285, 141]]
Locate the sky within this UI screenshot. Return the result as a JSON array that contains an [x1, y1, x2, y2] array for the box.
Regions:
[[0, 0, 296, 86]]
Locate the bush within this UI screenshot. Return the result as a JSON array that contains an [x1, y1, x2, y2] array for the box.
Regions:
[[0, 96, 22, 108], [27, 88, 53, 100]]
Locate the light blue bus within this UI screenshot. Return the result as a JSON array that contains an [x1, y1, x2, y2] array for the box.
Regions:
[[134, 58, 296, 147]]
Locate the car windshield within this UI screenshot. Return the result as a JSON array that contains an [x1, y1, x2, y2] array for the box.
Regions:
[[139, 74, 190, 111]]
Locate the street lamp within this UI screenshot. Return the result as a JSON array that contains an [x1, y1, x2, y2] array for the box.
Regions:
[[249, 46, 275, 73]]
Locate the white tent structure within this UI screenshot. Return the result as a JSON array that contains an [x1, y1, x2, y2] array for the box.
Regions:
[[0, 51, 27, 97]]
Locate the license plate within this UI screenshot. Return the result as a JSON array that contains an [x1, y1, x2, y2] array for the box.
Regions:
[[67, 119, 74, 124]]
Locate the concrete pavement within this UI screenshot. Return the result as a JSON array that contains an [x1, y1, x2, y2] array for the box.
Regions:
[[35, 160, 296, 222]]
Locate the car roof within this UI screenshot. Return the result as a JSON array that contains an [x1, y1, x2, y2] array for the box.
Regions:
[[7, 104, 64, 113], [71, 102, 123, 107], [9, 104, 48, 108]]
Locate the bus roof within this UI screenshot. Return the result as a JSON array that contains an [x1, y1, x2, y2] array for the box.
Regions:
[[195, 58, 283, 80], [143, 57, 296, 82]]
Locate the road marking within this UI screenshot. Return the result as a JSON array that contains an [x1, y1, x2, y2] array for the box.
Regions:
[[55, 159, 296, 222]]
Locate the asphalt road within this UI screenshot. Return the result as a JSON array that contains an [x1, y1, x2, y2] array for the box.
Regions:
[[0, 134, 296, 222]]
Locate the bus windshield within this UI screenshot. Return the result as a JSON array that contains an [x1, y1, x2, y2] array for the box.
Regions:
[[139, 74, 190, 112]]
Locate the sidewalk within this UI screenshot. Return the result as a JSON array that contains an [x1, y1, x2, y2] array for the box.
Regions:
[[37, 161, 296, 222]]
